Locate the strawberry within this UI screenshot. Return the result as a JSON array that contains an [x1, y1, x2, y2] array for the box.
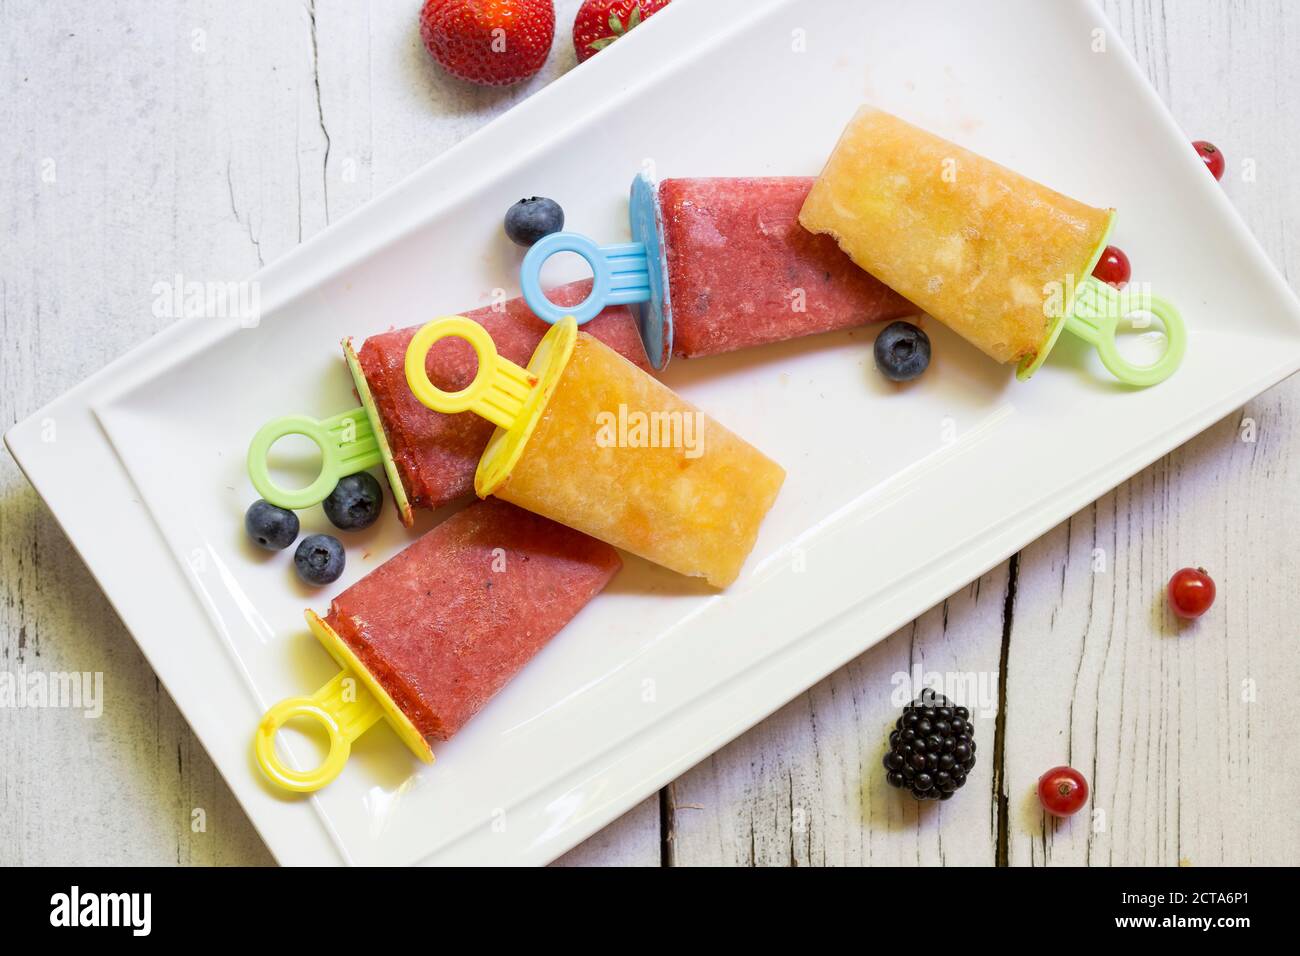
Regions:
[[420, 0, 556, 87], [572, 0, 671, 63]]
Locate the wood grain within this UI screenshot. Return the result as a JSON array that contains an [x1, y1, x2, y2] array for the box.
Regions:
[[1, 0, 1296, 866], [670, 568, 1010, 867]]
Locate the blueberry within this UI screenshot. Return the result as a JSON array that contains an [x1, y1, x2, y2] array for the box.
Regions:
[[323, 472, 383, 531], [245, 500, 299, 551], [874, 320, 931, 382], [504, 197, 564, 247], [294, 534, 345, 586]]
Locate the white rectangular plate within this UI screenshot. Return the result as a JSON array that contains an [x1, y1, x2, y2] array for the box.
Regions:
[[9, 0, 1300, 866]]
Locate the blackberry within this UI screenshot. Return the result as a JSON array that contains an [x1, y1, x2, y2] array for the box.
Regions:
[[883, 690, 975, 801]]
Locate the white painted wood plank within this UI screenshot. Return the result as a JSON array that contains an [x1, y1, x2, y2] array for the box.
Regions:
[[0, 0, 341, 866]]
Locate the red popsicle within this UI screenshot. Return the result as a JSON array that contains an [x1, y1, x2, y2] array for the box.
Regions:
[[324, 498, 620, 741], [254, 498, 620, 792], [659, 177, 917, 358]]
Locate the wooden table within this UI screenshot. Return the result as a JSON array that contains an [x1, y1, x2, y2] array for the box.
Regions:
[[2, 0, 1296, 866]]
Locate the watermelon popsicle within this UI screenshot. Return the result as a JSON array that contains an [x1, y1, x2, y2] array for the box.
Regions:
[[246, 280, 649, 525], [404, 315, 786, 588], [519, 174, 917, 369], [254, 498, 620, 793], [798, 107, 1187, 386]]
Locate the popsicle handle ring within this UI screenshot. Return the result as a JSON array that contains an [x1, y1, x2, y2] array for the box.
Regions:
[[254, 670, 384, 793], [405, 316, 537, 429], [1065, 276, 1187, 387], [520, 232, 651, 326], [247, 409, 383, 510]]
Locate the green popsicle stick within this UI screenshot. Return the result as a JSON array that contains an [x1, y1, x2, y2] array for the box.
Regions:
[[1062, 276, 1187, 387], [1017, 212, 1186, 386], [247, 408, 383, 510]]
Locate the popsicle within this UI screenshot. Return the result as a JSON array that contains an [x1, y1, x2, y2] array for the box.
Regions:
[[247, 177, 911, 522], [246, 279, 648, 525], [254, 498, 620, 792], [404, 315, 786, 588], [519, 173, 917, 369], [798, 108, 1186, 386]]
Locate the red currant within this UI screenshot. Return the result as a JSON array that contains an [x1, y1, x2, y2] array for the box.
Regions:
[[1092, 245, 1131, 289], [1037, 766, 1089, 817], [1193, 140, 1225, 181], [1168, 567, 1216, 619]]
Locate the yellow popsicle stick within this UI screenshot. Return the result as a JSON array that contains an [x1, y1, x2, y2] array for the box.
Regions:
[[253, 610, 433, 793], [404, 315, 579, 498], [403, 316, 538, 430], [254, 670, 382, 793]]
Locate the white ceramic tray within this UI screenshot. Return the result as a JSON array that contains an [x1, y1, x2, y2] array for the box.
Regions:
[[9, 0, 1300, 865]]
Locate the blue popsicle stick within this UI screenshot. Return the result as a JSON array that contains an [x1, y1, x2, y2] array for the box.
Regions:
[[519, 173, 675, 370]]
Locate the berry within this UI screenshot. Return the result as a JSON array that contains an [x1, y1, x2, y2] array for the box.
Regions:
[[1092, 245, 1131, 289], [504, 196, 565, 246], [873, 320, 931, 382], [245, 500, 299, 551], [294, 534, 346, 586], [420, 0, 556, 87], [323, 473, 384, 531], [573, 0, 670, 63], [884, 690, 975, 801], [1193, 140, 1225, 181], [1168, 567, 1215, 620], [1037, 766, 1089, 817]]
